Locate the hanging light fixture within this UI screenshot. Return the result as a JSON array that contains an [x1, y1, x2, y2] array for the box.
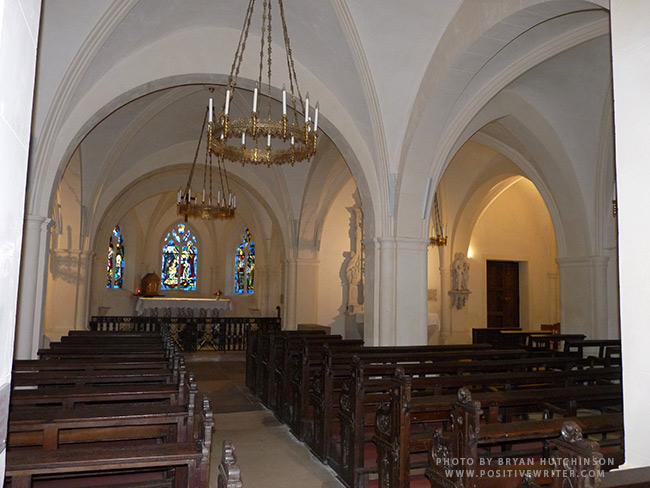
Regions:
[[211, 0, 319, 166], [429, 191, 448, 247], [177, 91, 236, 220]]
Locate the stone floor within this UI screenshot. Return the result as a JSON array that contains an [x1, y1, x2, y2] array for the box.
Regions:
[[184, 351, 345, 488]]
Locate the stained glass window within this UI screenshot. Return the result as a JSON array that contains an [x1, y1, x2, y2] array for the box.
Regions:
[[106, 226, 124, 289], [235, 228, 255, 294], [161, 224, 198, 291]]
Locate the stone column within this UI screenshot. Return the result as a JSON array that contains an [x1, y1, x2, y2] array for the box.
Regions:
[[374, 237, 429, 346], [283, 258, 297, 330], [556, 256, 608, 339], [15, 215, 52, 359], [362, 238, 379, 344], [295, 257, 319, 326], [438, 263, 452, 343], [611, 1, 650, 468], [0, 1, 42, 477]]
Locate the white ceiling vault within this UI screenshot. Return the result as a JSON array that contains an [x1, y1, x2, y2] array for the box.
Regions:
[[30, 0, 613, 259]]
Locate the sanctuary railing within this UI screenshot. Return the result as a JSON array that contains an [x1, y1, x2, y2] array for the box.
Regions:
[[89, 315, 281, 352]]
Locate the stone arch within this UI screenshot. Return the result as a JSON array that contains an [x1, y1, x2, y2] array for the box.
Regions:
[[396, 2, 610, 239]]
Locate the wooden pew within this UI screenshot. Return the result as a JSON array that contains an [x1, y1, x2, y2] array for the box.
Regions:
[[335, 359, 620, 488], [308, 346, 532, 465], [525, 333, 586, 355], [424, 392, 620, 488], [62, 330, 164, 340], [5, 395, 214, 488], [10, 355, 187, 409], [601, 466, 650, 487], [274, 336, 364, 424], [12, 366, 177, 388], [38, 347, 168, 360], [10, 379, 185, 409], [375, 374, 622, 488], [8, 373, 198, 450], [284, 337, 373, 439], [268, 333, 354, 410], [255, 329, 328, 403], [563, 339, 622, 364], [218, 440, 244, 488]]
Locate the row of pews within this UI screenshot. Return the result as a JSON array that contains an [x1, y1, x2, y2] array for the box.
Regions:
[[4, 329, 215, 488], [245, 328, 630, 488]]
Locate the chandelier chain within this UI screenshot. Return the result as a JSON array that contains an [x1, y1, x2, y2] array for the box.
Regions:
[[278, 0, 303, 118], [207, 122, 213, 202], [258, 0, 267, 92], [229, 0, 256, 92], [266, 0, 273, 120], [185, 106, 209, 195]]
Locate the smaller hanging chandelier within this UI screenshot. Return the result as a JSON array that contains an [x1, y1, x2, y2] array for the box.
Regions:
[[429, 191, 448, 247], [211, 0, 319, 166], [177, 94, 236, 221]]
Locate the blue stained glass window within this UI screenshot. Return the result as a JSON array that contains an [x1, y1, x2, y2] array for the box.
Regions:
[[235, 228, 255, 294], [106, 226, 124, 289], [161, 224, 198, 291]]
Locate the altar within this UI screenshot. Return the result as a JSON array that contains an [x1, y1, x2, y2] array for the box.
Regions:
[[135, 297, 233, 317]]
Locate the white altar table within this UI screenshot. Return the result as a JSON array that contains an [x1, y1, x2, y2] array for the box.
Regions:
[[135, 297, 232, 317]]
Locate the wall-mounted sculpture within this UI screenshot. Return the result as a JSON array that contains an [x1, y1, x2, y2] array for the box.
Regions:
[[449, 252, 471, 310]]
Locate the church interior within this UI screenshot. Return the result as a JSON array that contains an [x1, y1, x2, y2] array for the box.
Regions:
[[3, 0, 650, 485]]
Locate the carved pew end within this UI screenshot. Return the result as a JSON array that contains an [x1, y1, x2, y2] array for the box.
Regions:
[[218, 440, 244, 488]]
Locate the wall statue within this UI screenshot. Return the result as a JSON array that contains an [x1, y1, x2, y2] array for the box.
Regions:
[[449, 252, 470, 309], [345, 206, 364, 313]]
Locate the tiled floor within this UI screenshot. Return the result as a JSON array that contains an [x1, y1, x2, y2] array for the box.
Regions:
[[184, 352, 345, 488]]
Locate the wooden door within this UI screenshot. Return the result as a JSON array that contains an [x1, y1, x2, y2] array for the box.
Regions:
[[486, 260, 520, 329]]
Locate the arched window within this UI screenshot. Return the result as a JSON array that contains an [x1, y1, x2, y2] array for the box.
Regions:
[[106, 226, 124, 289], [161, 224, 198, 291], [235, 228, 255, 294]]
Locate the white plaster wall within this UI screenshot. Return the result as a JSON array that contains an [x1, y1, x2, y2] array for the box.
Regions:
[[44, 150, 85, 340], [610, 0, 650, 470], [0, 0, 41, 475], [448, 178, 558, 343], [317, 178, 358, 336]]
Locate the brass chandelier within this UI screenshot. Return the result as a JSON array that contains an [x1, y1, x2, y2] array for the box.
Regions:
[[211, 0, 319, 166], [177, 95, 236, 221]]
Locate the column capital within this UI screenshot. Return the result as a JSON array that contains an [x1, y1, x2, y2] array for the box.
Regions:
[[24, 214, 53, 232], [365, 236, 429, 251]]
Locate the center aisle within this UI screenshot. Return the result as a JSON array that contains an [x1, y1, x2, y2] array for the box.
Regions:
[[185, 351, 346, 488]]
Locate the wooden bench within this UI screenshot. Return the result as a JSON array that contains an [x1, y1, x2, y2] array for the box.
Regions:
[[600, 466, 650, 487], [268, 334, 361, 411], [308, 346, 533, 465], [423, 390, 620, 488], [335, 359, 620, 488], [8, 375, 198, 449], [564, 339, 622, 363], [12, 366, 177, 388], [274, 336, 365, 425], [525, 333, 586, 355], [374, 373, 622, 488], [10, 365, 187, 408], [5, 395, 214, 488], [253, 329, 328, 403], [38, 347, 169, 360]]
